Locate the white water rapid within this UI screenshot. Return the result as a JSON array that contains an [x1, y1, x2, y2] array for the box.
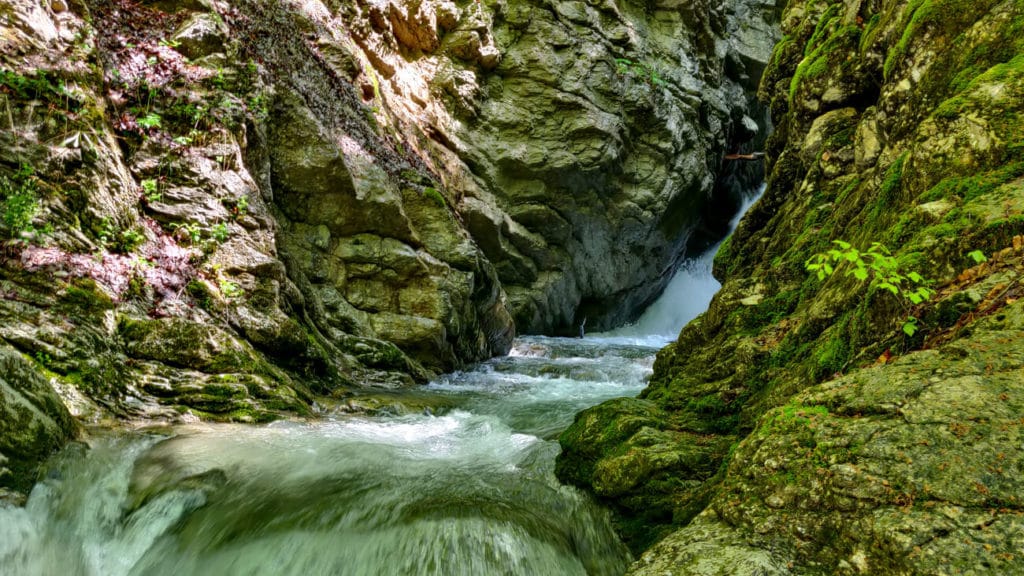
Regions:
[[0, 188, 763, 576]]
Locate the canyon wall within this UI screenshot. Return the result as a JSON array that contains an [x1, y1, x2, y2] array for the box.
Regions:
[[558, 0, 1024, 573], [0, 0, 776, 491]]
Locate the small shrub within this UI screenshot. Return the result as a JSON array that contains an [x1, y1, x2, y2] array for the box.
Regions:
[[141, 179, 161, 203], [212, 222, 230, 243], [137, 112, 162, 130], [1, 176, 39, 238], [806, 240, 934, 336], [219, 279, 243, 300], [614, 58, 664, 86]]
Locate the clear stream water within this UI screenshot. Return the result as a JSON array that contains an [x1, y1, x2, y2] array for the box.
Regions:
[[0, 191, 763, 576]]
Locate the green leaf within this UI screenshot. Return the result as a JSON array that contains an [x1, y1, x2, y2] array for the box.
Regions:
[[907, 271, 924, 284], [878, 282, 899, 295], [902, 319, 918, 337], [870, 242, 892, 255], [967, 250, 988, 264], [908, 293, 923, 304], [823, 263, 834, 275], [833, 240, 852, 250], [844, 251, 860, 262]]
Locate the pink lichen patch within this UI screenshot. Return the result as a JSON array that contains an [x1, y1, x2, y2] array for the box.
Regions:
[[21, 232, 197, 304]]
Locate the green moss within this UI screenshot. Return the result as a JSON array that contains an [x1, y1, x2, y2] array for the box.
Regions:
[[762, 402, 829, 436], [804, 5, 844, 58], [790, 25, 862, 102], [858, 13, 883, 53], [422, 186, 447, 208], [738, 290, 800, 332], [813, 335, 851, 380], [883, 0, 993, 80], [58, 278, 115, 315]]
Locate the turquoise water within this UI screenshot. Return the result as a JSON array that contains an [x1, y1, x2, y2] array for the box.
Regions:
[[0, 337, 659, 576]]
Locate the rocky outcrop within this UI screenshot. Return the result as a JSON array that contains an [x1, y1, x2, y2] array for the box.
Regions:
[[0, 0, 779, 489], [0, 345, 77, 494], [558, 0, 1024, 572], [454, 0, 781, 332]]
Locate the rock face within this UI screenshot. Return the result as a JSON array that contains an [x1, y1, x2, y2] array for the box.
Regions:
[[0, 345, 77, 493], [0, 0, 777, 487], [456, 0, 781, 332], [558, 0, 1024, 572]]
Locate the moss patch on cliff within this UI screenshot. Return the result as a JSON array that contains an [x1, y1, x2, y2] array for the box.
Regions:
[[559, 2, 1024, 570]]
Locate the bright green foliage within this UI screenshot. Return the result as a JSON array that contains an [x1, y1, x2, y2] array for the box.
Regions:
[[0, 166, 40, 239], [170, 222, 203, 244], [137, 112, 162, 129], [141, 179, 160, 202], [219, 279, 243, 300], [806, 240, 935, 336], [967, 250, 987, 264], [213, 223, 230, 243], [614, 58, 664, 86]]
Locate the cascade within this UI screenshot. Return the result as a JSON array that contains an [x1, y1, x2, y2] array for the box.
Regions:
[[0, 190, 763, 576]]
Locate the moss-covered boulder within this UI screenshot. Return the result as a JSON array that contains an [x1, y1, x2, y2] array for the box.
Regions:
[[0, 345, 77, 493]]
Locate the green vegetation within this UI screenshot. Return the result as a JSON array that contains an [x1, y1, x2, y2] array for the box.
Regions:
[[136, 112, 162, 130], [806, 240, 934, 335], [614, 58, 664, 86], [219, 279, 244, 300], [140, 179, 160, 203], [0, 165, 41, 240], [96, 218, 145, 253], [789, 25, 861, 102], [422, 187, 446, 208]]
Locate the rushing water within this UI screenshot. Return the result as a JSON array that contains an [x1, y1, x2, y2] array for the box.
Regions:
[[0, 188, 764, 576], [0, 338, 655, 576]]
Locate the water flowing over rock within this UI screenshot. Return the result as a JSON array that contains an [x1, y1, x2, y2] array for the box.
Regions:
[[558, 0, 1024, 573], [0, 0, 779, 489]]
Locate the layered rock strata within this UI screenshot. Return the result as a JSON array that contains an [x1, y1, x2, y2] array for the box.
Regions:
[[0, 0, 777, 492]]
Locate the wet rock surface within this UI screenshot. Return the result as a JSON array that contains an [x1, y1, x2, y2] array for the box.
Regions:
[[0, 0, 777, 491], [557, 0, 1024, 572]]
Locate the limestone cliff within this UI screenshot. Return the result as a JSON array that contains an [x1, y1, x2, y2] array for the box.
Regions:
[[558, 0, 1024, 573], [0, 0, 776, 492]]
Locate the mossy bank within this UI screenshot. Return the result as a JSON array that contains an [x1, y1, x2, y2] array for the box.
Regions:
[[557, 0, 1024, 573]]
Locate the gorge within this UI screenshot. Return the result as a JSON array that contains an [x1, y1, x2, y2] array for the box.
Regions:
[[3, 0, 1024, 574]]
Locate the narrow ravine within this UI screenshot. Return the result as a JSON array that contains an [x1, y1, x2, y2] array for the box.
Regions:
[[0, 190, 763, 576]]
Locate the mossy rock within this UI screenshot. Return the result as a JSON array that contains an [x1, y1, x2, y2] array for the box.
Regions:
[[119, 316, 265, 374], [0, 345, 77, 493]]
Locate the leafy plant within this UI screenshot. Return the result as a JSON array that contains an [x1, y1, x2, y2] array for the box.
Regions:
[[118, 227, 146, 253], [170, 222, 203, 244], [141, 178, 161, 202], [212, 222, 230, 243], [614, 58, 664, 86], [1, 166, 40, 239], [219, 279, 243, 300], [225, 195, 248, 220], [967, 249, 988, 264], [96, 217, 117, 248], [806, 240, 935, 336], [137, 112, 162, 130]]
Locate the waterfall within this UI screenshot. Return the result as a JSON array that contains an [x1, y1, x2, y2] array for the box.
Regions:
[[599, 184, 765, 343]]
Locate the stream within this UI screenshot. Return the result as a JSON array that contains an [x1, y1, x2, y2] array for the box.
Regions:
[[0, 191, 762, 576]]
